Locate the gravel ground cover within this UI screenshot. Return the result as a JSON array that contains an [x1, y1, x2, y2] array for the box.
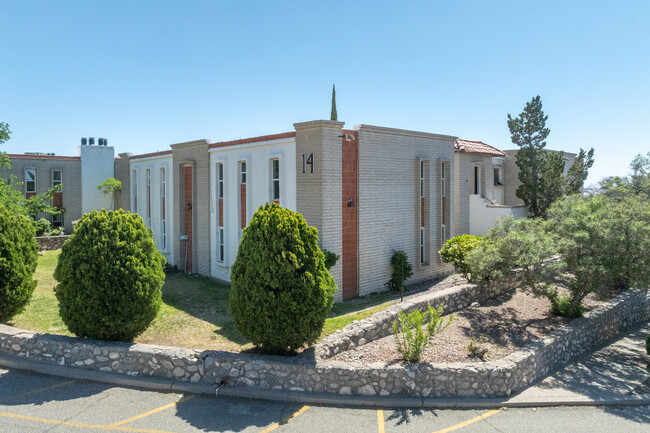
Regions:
[[331, 289, 608, 364]]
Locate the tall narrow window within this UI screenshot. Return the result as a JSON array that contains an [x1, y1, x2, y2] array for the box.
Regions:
[[52, 212, 63, 228], [420, 161, 424, 198], [25, 169, 36, 193], [441, 163, 446, 246], [217, 163, 225, 262], [160, 167, 166, 250], [132, 170, 138, 213], [239, 161, 247, 231], [271, 158, 280, 203], [473, 166, 480, 195], [52, 170, 62, 190], [494, 167, 502, 186], [145, 169, 151, 227], [420, 160, 425, 264]]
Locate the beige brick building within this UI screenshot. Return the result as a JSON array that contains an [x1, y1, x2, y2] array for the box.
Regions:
[[2, 122, 577, 300]]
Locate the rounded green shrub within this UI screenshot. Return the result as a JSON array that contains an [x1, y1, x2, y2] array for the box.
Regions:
[[0, 204, 39, 320], [229, 203, 336, 353], [439, 234, 480, 280], [54, 210, 165, 341]]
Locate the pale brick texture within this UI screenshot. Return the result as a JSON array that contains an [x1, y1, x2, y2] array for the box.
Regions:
[[1, 156, 82, 233], [294, 121, 344, 300], [171, 140, 211, 275], [355, 125, 456, 296]]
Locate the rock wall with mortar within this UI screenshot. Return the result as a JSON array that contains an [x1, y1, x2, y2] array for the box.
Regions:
[[0, 287, 646, 399], [35, 235, 69, 251]]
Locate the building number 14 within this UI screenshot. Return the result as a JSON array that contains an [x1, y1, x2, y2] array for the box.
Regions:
[[303, 153, 314, 173]]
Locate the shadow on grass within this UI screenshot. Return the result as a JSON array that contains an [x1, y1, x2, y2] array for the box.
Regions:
[[160, 271, 248, 346]]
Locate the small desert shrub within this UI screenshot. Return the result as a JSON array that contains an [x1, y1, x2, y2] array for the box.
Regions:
[[439, 234, 480, 280], [392, 304, 453, 363], [467, 337, 488, 359], [387, 250, 413, 292], [548, 292, 585, 318], [230, 203, 336, 353], [0, 204, 39, 320], [322, 248, 339, 270], [54, 210, 165, 341], [32, 218, 51, 236]]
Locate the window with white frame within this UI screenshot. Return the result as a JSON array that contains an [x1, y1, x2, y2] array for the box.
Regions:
[[420, 160, 424, 198], [218, 163, 224, 201], [160, 167, 166, 250], [145, 169, 151, 227], [132, 170, 138, 213], [25, 169, 36, 193], [52, 170, 62, 190], [240, 161, 247, 184], [52, 212, 63, 228], [494, 167, 502, 186], [420, 227, 425, 264], [219, 227, 225, 263], [216, 163, 225, 263], [441, 163, 446, 247], [271, 158, 280, 203]]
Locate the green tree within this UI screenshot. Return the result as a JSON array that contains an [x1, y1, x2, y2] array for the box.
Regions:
[[97, 177, 122, 210], [507, 96, 552, 217], [0, 204, 39, 320], [566, 147, 595, 194], [330, 84, 338, 121], [229, 203, 336, 353], [439, 234, 480, 280], [602, 153, 650, 200], [54, 210, 165, 341]]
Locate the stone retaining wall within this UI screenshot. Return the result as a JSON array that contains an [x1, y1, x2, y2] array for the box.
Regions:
[[0, 287, 646, 398], [35, 235, 69, 251]]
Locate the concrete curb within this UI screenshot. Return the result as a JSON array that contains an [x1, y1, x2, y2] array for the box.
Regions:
[[2, 354, 649, 409]]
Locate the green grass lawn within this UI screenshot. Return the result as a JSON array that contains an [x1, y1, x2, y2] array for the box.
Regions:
[[4, 250, 396, 351]]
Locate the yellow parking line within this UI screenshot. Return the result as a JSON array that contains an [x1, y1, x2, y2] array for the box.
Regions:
[[0, 410, 177, 433], [0, 380, 75, 403], [377, 409, 385, 433], [109, 395, 194, 427], [432, 409, 502, 433], [260, 405, 310, 433]]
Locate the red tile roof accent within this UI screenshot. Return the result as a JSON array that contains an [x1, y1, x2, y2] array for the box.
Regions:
[[7, 154, 80, 161], [209, 132, 296, 149], [129, 150, 173, 160], [454, 139, 505, 156]]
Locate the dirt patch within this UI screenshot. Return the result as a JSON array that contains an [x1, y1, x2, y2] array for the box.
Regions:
[[330, 289, 607, 364]]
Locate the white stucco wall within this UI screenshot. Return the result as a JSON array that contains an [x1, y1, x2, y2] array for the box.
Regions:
[[79, 145, 115, 214], [129, 154, 175, 266], [469, 194, 528, 236], [208, 137, 297, 281]]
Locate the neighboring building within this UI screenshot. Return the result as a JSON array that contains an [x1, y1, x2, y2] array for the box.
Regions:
[[1, 122, 576, 300], [2, 140, 117, 233]]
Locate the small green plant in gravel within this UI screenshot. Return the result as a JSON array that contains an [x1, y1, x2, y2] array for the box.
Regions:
[[646, 335, 650, 356], [467, 336, 488, 359], [392, 304, 453, 363]]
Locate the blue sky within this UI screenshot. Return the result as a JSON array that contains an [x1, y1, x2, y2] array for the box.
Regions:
[[1, 0, 648, 185]]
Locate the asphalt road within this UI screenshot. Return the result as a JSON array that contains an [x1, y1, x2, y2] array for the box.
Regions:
[[0, 367, 648, 433]]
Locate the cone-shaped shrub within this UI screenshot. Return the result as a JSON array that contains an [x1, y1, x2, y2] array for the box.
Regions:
[[0, 204, 39, 320], [54, 210, 165, 341], [230, 203, 336, 353]]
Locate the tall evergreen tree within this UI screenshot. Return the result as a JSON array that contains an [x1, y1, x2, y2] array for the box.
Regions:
[[507, 96, 563, 217], [330, 84, 337, 121]]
